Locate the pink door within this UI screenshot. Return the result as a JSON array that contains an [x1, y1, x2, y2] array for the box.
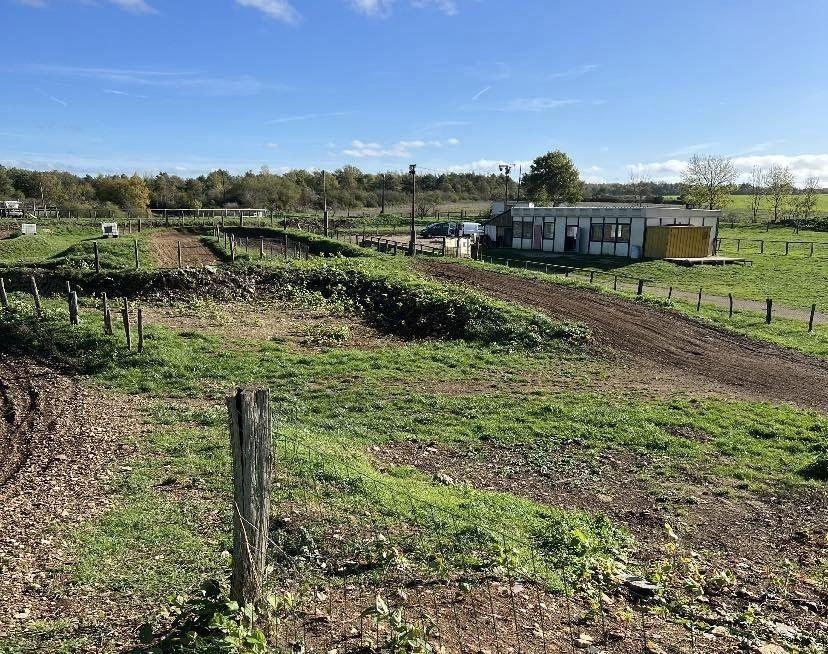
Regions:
[[533, 224, 543, 250]]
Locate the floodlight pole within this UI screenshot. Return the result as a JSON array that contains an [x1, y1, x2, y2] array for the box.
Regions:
[[499, 163, 513, 212], [409, 164, 417, 256]]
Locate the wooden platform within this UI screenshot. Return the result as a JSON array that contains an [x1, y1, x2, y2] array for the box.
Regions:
[[664, 256, 752, 267]]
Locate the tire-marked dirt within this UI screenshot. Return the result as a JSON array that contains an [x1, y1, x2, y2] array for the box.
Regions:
[[0, 352, 139, 637], [149, 229, 219, 268], [419, 260, 828, 412]]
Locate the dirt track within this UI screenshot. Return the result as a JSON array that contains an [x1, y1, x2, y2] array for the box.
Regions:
[[0, 352, 138, 638], [419, 260, 828, 412], [149, 229, 219, 268]]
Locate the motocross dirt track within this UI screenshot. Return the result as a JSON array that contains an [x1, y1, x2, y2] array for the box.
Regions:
[[419, 260, 828, 413]]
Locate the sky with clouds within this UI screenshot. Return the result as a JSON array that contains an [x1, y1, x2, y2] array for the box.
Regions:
[[1, 0, 827, 183]]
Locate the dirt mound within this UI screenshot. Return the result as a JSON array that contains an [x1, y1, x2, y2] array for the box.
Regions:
[[418, 260, 828, 413]]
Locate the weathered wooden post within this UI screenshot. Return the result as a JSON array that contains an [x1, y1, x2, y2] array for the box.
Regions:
[[283, 233, 288, 259], [231, 236, 236, 262], [809, 304, 817, 333], [613, 275, 618, 292], [68, 291, 79, 326], [668, 286, 673, 300], [260, 237, 264, 259], [93, 241, 101, 273], [123, 298, 132, 350], [30, 276, 42, 318], [226, 387, 272, 608], [637, 279, 644, 296], [697, 287, 703, 312], [177, 240, 182, 269], [137, 307, 145, 353], [134, 239, 140, 270], [103, 293, 113, 335], [0, 278, 9, 309], [728, 293, 734, 318], [766, 298, 773, 324]]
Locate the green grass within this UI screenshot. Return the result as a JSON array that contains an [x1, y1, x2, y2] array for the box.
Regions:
[[489, 246, 828, 310], [3, 259, 827, 651], [0, 225, 154, 269]]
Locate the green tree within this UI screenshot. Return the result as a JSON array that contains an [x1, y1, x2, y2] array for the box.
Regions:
[[524, 151, 583, 206], [0, 167, 16, 198]]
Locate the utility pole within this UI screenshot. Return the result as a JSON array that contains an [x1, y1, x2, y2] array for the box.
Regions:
[[517, 165, 523, 202], [380, 173, 386, 215], [322, 170, 329, 237], [409, 164, 417, 256], [498, 164, 512, 212]]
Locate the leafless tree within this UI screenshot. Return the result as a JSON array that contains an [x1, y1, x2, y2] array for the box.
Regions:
[[793, 176, 821, 224], [628, 169, 651, 207], [680, 155, 737, 210], [749, 166, 767, 223], [766, 165, 795, 222]]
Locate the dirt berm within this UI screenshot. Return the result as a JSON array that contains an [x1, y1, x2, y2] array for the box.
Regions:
[[419, 260, 828, 413]]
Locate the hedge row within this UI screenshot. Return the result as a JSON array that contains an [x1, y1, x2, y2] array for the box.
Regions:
[[224, 227, 370, 258]]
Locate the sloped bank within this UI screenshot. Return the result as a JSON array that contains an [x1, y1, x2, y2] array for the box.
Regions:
[[0, 259, 589, 359]]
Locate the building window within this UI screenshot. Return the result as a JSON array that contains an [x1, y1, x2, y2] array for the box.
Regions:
[[589, 222, 630, 243], [543, 219, 555, 239], [521, 220, 534, 239]]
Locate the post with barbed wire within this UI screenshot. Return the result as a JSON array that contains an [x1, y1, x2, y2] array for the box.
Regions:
[[226, 387, 272, 608], [0, 278, 8, 310]]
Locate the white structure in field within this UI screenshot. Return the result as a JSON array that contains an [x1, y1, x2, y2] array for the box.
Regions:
[[509, 206, 720, 259], [101, 222, 120, 238], [21, 223, 37, 235]]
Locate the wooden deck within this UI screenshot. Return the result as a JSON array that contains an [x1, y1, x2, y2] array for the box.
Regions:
[[664, 256, 752, 267]]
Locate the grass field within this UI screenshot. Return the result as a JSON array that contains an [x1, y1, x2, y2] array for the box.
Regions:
[[1, 233, 826, 653]]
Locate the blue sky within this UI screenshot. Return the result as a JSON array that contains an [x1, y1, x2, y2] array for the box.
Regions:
[[2, 0, 827, 183]]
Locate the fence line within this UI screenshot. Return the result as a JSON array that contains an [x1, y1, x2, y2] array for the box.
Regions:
[[716, 236, 828, 257], [479, 254, 825, 329]]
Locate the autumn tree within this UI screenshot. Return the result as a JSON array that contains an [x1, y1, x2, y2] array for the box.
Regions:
[[793, 176, 821, 223], [524, 150, 583, 206], [628, 169, 651, 207], [680, 155, 736, 210]]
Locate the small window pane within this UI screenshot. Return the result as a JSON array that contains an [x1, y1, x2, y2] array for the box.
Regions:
[[589, 224, 603, 241], [543, 220, 554, 239], [522, 221, 534, 239]]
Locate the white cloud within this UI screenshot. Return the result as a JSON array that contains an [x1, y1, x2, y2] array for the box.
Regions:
[[626, 154, 828, 184], [107, 0, 156, 14], [236, 0, 300, 24], [266, 111, 352, 124], [547, 64, 598, 79], [587, 165, 602, 173], [263, 142, 279, 149], [22, 64, 270, 97], [104, 88, 147, 98], [343, 137, 458, 158], [503, 98, 579, 112], [472, 86, 491, 101], [15, 0, 46, 7], [348, 0, 459, 17], [443, 159, 533, 174]]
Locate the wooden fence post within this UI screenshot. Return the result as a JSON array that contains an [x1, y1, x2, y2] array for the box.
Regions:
[[613, 275, 618, 292], [809, 304, 816, 333], [30, 276, 42, 318], [177, 240, 182, 269], [68, 291, 79, 326], [123, 298, 132, 349], [93, 241, 100, 273], [766, 298, 773, 324], [0, 278, 8, 309], [103, 293, 112, 335], [728, 293, 733, 318], [134, 239, 140, 270], [697, 287, 703, 312], [637, 279, 644, 296], [260, 238, 264, 259], [226, 387, 272, 608], [668, 286, 673, 300], [137, 307, 144, 353]]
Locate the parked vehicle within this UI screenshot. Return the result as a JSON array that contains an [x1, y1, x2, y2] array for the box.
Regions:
[[420, 221, 453, 237], [457, 221, 482, 237], [0, 200, 23, 218]]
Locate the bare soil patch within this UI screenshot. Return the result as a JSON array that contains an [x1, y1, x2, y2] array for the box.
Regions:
[[149, 229, 219, 268], [372, 438, 828, 648], [418, 260, 828, 413], [142, 299, 400, 350], [0, 352, 142, 641]]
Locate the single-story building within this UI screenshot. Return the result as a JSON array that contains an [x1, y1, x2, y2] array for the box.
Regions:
[[501, 205, 720, 259]]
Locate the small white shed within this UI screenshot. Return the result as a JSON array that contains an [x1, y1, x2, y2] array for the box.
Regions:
[[101, 222, 120, 238]]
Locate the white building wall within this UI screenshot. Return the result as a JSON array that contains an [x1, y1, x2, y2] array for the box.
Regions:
[[510, 206, 720, 259]]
